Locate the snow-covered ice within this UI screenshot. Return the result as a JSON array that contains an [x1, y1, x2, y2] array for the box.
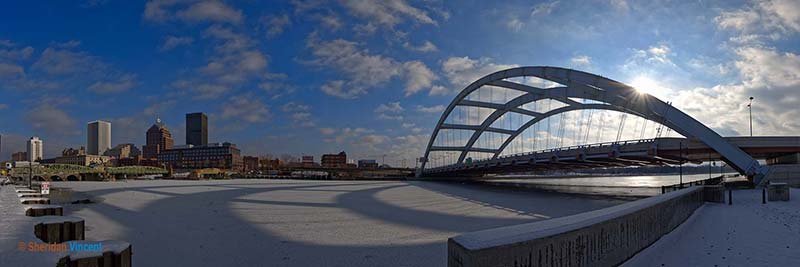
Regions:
[[624, 188, 800, 266], [46, 179, 624, 266]]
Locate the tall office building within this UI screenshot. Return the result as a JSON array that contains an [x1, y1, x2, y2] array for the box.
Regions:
[[143, 118, 174, 158], [186, 112, 208, 146], [27, 136, 43, 162], [87, 120, 112, 155]]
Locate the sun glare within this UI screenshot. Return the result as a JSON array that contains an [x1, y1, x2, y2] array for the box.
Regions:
[[629, 76, 670, 99]]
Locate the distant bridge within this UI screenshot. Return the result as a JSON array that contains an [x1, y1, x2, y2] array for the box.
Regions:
[[419, 66, 799, 184], [10, 164, 167, 181]]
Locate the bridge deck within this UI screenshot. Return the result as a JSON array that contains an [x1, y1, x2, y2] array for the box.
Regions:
[[422, 136, 800, 177]]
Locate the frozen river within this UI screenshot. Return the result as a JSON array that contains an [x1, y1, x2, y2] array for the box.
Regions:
[[491, 173, 733, 197], [49, 179, 624, 266]]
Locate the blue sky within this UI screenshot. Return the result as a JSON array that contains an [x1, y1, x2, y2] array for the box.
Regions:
[[1, 0, 798, 165]]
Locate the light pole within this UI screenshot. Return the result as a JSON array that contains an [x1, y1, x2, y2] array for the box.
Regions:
[[748, 96, 754, 136]]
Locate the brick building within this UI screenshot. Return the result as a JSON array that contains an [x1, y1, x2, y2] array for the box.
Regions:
[[321, 151, 347, 168]]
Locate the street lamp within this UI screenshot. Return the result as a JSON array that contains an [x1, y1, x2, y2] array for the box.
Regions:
[[747, 96, 754, 136]]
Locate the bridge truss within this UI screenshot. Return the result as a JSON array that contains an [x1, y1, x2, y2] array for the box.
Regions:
[[418, 67, 767, 182]]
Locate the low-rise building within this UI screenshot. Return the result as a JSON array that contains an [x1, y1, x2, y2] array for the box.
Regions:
[[259, 158, 280, 170], [62, 147, 86, 156], [113, 155, 160, 167], [321, 151, 347, 168], [243, 156, 259, 172], [11, 151, 27, 161], [105, 143, 141, 159], [358, 159, 379, 169], [40, 154, 110, 166], [157, 142, 243, 171]]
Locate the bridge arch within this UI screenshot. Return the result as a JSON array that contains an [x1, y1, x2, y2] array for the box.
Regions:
[[50, 175, 64, 181], [67, 175, 80, 181], [419, 66, 766, 181]]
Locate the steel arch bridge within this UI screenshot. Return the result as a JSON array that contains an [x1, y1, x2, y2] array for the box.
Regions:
[[418, 66, 768, 182]]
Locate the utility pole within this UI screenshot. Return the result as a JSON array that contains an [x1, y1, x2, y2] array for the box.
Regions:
[[28, 159, 32, 188], [748, 96, 754, 136]]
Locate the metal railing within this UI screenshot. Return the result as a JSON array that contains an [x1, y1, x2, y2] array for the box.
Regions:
[[661, 175, 724, 194], [425, 138, 660, 172]]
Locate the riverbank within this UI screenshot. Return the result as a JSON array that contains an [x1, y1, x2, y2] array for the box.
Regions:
[[48, 179, 625, 266], [624, 187, 800, 266]]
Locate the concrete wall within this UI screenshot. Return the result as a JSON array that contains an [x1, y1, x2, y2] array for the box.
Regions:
[[767, 164, 800, 186], [448, 187, 705, 267]]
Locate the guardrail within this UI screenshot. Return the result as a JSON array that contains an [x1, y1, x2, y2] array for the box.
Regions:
[[661, 176, 724, 194], [425, 138, 659, 172]]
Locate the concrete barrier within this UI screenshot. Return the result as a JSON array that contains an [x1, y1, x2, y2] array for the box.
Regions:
[[20, 197, 50, 204], [448, 186, 706, 267], [56, 240, 132, 267], [703, 185, 725, 203], [33, 216, 85, 243], [25, 204, 64, 217], [768, 183, 790, 201]]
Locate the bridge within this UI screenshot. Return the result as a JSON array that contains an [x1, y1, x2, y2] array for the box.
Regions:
[[10, 164, 168, 181], [419, 66, 800, 184]]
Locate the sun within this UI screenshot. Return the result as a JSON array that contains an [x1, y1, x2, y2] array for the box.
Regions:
[[629, 76, 670, 99]]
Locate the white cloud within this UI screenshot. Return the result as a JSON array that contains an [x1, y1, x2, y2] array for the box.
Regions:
[[318, 13, 343, 30], [375, 102, 404, 120], [375, 102, 404, 113], [670, 46, 800, 136], [403, 40, 438, 52], [144, 0, 243, 25], [714, 0, 800, 44], [734, 46, 800, 89], [403, 61, 438, 96], [570, 55, 591, 66], [530, 1, 559, 17], [306, 34, 437, 98], [416, 104, 445, 113], [319, 127, 336, 135], [0, 62, 25, 79], [0, 45, 34, 61], [176, 0, 243, 24], [320, 80, 364, 99], [88, 74, 137, 94], [442, 56, 517, 89], [25, 105, 78, 136], [609, 0, 629, 12], [428, 85, 449, 96], [262, 14, 291, 37], [219, 94, 271, 123], [281, 102, 311, 112], [32, 47, 105, 75], [506, 17, 524, 32], [159, 36, 193, 51], [282, 102, 315, 127], [339, 0, 437, 28]]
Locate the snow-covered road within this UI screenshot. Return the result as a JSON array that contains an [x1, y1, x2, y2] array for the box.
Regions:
[[48, 179, 624, 266], [625, 188, 800, 266]]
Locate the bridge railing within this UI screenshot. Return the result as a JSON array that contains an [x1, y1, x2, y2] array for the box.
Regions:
[[425, 138, 659, 172]]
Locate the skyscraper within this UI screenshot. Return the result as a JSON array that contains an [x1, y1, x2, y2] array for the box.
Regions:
[[143, 118, 174, 158], [87, 120, 112, 155], [186, 112, 208, 146], [27, 136, 43, 162]]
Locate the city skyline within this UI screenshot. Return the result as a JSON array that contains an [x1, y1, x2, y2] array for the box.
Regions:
[[1, 0, 799, 166]]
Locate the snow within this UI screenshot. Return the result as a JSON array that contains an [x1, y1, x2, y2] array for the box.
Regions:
[[454, 187, 703, 250], [624, 188, 800, 266], [0, 186, 61, 267], [47, 179, 625, 267]]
